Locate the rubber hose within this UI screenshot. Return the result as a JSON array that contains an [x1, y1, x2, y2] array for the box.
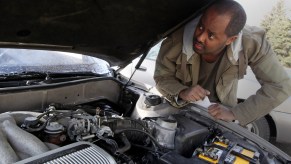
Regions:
[[1, 120, 49, 157], [0, 128, 19, 164]]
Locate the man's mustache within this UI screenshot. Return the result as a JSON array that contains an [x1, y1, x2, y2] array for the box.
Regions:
[[193, 38, 204, 47]]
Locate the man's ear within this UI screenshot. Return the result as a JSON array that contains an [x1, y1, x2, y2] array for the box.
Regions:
[[226, 35, 238, 45]]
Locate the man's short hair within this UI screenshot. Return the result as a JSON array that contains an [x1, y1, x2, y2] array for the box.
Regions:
[[208, 0, 247, 37]]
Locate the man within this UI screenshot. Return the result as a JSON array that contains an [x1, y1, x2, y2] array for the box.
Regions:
[[154, 0, 291, 126]]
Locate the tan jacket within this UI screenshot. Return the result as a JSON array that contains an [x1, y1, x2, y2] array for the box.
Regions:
[[154, 22, 291, 126]]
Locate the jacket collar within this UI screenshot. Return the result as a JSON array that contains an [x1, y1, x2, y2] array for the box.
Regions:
[[182, 16, 243, 64]]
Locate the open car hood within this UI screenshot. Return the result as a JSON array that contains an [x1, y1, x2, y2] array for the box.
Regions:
[[0, 0, 212, 66]]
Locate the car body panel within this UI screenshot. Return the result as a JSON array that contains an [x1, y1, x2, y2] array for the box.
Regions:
[[0, 78, 120, 112], [0, 0, 213, 66], [270, 110, 291, 143]]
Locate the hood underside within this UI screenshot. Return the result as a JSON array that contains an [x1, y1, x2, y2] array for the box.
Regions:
[[0, 0, 212, 66]]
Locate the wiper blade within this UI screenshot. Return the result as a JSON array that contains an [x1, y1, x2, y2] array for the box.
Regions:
[[0, 71, 47, 80], [0, 71, 102, 81]]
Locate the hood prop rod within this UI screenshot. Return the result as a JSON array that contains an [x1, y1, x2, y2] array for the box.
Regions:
[[118, 43, 153, 108], [124, 42, 154, 87]]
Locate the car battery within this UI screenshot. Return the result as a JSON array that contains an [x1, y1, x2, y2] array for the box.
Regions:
[[197, 147, 223, 163], [194, 136, 260, 164]]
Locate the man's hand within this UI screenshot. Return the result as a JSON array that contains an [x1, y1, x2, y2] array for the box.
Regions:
[[178, 85, 210, 102], [208, 104, 235, 122]]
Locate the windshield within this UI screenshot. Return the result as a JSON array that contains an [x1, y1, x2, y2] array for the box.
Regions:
[[0, 48, 110, 75]]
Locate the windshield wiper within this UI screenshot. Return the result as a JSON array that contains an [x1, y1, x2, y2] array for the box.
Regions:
[[0, 71, 106, 88], [0, 72, 47, 80], [0, 71, 101, 81]]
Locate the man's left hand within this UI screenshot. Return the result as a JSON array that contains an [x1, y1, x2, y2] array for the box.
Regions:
[[208, 104, 235, 122]]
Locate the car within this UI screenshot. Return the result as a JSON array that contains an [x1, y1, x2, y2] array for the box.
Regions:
[[120, 42, 291, 143], [0, 0, 290, 164]]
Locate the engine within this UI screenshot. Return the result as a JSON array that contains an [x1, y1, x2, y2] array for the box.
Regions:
[[0, 100, 283, 164]]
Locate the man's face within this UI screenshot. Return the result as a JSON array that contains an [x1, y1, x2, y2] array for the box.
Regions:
[[193, 8, 236, 56]]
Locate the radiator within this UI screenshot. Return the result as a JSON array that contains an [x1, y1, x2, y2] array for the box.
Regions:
[[15, 142, 116, 164]]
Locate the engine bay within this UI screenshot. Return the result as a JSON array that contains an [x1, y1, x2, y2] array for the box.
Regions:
[[0, 77, 288, 163], [0, 96, 285, 164]]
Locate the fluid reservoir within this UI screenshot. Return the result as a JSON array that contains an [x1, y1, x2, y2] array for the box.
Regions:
[[153, 118, 177, 149], [44, 122, 66, 145]]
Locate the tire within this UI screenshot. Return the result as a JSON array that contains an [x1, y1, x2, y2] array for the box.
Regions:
[[245, 117, 271, 141]]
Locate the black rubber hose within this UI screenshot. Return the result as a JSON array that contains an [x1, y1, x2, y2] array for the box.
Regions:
[[114, 128, 161, 152], [117, 132, 131, 153]]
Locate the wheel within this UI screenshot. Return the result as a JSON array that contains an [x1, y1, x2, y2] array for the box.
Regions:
[[245, 117, 271, 141]]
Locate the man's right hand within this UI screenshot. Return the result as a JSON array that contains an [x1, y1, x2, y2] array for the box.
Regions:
[[178, 85, 210, 102]]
